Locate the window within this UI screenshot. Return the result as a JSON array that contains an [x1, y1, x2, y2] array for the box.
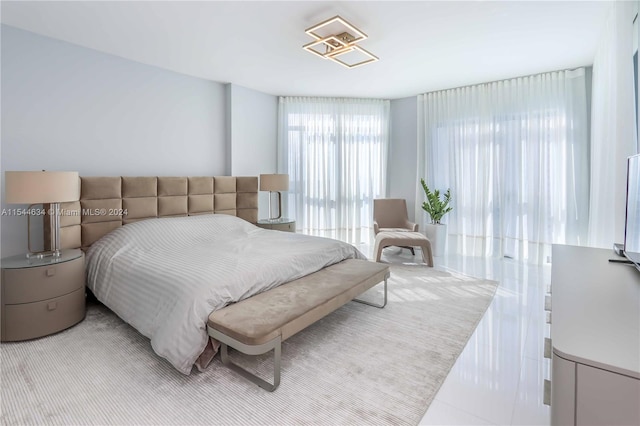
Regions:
[[419, 69, 589, 263], [278, 98, 389, 244]]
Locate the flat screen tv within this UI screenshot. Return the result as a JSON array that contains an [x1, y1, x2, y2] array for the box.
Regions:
[[624, 153, 640, 271]]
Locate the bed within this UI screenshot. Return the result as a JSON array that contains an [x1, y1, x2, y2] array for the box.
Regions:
[[54, 176, 376, 375]]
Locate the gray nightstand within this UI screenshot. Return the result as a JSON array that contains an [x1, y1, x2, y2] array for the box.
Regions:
[[1, 249, 86, 341], [256, 218, 296, 232]]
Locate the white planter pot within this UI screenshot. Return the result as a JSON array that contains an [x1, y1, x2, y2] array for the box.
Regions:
[[424, 223, 447, 257]]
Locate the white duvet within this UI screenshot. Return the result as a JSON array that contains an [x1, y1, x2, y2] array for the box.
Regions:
[[86, 214, 365, 374]]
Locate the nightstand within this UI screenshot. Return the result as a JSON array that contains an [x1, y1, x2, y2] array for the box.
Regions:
[[256, 218, 296, 232], [1, 249, 86, 341]]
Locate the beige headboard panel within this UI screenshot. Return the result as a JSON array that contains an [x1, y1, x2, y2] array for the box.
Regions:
[[53, 176, 258, 250]]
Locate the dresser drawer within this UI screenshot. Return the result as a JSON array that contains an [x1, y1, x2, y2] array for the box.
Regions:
[[1, 287, 85, 341], [2, 255, 84, 304]]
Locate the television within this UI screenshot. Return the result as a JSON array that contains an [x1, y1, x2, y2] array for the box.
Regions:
[[624, 153, 640, 271]]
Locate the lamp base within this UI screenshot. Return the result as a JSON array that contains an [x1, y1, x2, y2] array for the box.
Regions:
[[266, 191, 283, 221], [35, 202, 63, 259], [26, 250, 61, 260], [262, 217, 289, 224]]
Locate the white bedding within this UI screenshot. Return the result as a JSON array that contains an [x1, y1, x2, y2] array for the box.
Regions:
[[86, 214, 365, 374]]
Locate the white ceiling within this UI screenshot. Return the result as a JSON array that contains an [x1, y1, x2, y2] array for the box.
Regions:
[[1, 1, 611, 99]]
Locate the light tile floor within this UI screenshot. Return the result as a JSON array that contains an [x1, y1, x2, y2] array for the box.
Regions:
[[361, 245, 551, 426]]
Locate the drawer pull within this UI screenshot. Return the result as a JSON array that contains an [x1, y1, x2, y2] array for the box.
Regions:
[[544, 295, 551, 312], [47, 301, 58, 311], [543, 379, 551, 406], [544, 337, 552, 359], [46, 268, 56, 277]]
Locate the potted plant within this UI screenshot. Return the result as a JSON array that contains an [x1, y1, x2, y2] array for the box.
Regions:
[[420, 178, 452, 256]]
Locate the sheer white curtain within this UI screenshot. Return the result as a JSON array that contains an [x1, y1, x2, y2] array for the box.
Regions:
[[588, 1, 638, 248], [417, 69, 589, 263], [277, 97, 389, 244]]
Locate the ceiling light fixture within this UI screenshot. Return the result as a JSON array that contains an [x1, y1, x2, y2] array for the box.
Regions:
[[303, 15, 379, 69]]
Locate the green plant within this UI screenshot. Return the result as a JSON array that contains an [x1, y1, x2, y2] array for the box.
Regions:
[[420, 178, 453, 224]]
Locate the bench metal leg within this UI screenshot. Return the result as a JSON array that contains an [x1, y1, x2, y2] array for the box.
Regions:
[[353, 276, 388, 309], [209, 327, 282, 392]]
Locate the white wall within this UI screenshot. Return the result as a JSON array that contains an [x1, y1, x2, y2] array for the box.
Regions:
[[1, 26, 227, 176], [388, 96, 418, 222], [1, 26, 277, 256], [227, 84, 278, 218]]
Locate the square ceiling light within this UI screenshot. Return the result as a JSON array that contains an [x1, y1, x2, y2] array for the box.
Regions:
[[303, 15, 378, 68], [302, 35, 349, 59]]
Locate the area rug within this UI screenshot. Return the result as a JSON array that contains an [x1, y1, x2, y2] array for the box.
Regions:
[[0, 264, 497, 425]]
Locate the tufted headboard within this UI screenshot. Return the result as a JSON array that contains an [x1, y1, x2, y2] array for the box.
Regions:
[[49, 176, 258, 251]]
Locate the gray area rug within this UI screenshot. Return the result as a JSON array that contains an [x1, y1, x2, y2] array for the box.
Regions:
[[1, 264, 497, 425]]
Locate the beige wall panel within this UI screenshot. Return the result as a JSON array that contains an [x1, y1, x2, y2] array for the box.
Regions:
[[214, 176, 236, 193], [214, 193, 236, 211], [188, 195, 214, 214], [81, 177, 122, 200], [80, 199, 123, 224], [158, 196, 188, 216], [59, 201, 81, 227], [60, 225, 81, 250], [216, 209, 237, 217], [81, 221, 121, 246], [158, 177, 187, 196], [237, 209, 257, 224], [63, 175, 259, 249], [237, 176, 258, 193], [188, 177, 214, 195], [122, 177, 157, 198], [237, 192, 258, 209], [123, 198, 157, 220]]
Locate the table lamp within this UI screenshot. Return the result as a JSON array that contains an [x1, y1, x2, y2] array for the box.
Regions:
[[259, 174, 289, 221], [5, 171, 80, 258]]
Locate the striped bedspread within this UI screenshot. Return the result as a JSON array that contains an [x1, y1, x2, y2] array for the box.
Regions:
[[86, 214, 365, 374]]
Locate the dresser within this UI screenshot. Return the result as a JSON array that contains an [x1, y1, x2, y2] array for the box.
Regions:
[[1, 249, 86, 341], [550, 245, 640, 426], [256, 218, 296, 232]]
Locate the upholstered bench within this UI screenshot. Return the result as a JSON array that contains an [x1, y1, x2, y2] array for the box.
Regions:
[[207, 259, 390, 391], [374, 231, 434, 266]]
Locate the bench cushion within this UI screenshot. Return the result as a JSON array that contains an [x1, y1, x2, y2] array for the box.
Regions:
[[207, 259, 389, 346]]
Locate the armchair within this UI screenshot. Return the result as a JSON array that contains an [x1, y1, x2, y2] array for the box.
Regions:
[[373, 198, 418, 234]]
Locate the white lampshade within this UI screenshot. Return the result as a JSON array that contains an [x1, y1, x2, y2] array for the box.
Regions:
[[260, 174, 289, 192], [5, 171, 80, 204]]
